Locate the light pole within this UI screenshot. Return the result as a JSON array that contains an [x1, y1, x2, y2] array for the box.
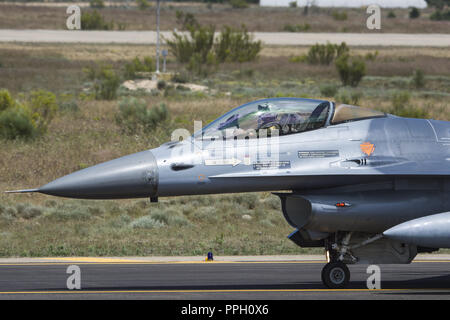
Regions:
[[156, 0, 161, 74]]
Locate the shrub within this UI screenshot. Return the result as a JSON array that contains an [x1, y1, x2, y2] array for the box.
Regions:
[[150, 209, 169, 224], [320, 84, 338, 97], [289, 1, 297, 7], [59, 100, 79, 113], [188, 52, 218, 77], [0, 106, 37, 140], [230, 0, 249, 9], [115, 97, 168, 134], [16, 204, 43, 219], [391, 91, 411, 110], [85, 65, 120, 100], [136, 0, 150, 10], [306, 42, 349, 65], [289, 54, 308, 63], [214, 25, 262, 63], [0, 89, 59, 139], [157, 80, 167, 90], [171, 71, 190, 83], [409, 7, 420, 19], [167, 23, 260, 75], [283, 23, 311, 32], [167, 24, 215, 64], [90, 0, 105, 8], [426, 0, 448, 9], [169, 214, 191, 227], [332, 11, 348, 21], [392, 107, 429, 119], [387, 11, 396, 18], [335, 54, 366, 87], [430, 9, 450, 20], [390, 91, 428, 118], [0, 89, 15, 112], [124, 56, 154, 79], [27, 89, 58, 133], [130, 216, 165, 229], [81, 10, 113, 30], [45, 206, 92, 221], [412, 69, 426, 88], [364, 51, 378, 61], [175, 10, 199, 30], [335, 88, 362, 105]]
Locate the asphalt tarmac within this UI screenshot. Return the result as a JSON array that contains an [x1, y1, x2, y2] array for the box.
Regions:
[[1, 30, 450, 47], [0, 257, 449, 299]]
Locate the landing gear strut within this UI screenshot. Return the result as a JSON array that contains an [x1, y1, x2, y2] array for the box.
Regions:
[[320, 232, 383, 288], [321, 261, 350, 289]]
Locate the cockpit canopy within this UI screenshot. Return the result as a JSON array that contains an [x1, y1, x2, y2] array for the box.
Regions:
[[196, 98, 386, 140], [199, 98, 331, 140], [331, 104, 385, 124]]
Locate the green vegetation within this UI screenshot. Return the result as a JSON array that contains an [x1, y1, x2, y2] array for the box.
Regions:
[[89, 0, 105, 9], [175, 10, 200, 30], [389, 91, 429, 118], [0, 194, 311, 257], [230, 0, 249, 9], [335, 88, 362, 105], [0, 89, 58, 140], [115, 97, 168, 134], [167, 22, 261, 75], [136, 0, 150, 10], [84, 65, 120, 100], [167, 24, 215, 64], [283, 23, 311, 32], [291, 42, 349, 66], [409, 7, 421, 19], [319, 84, 338, 97], [81, 10, 114, 30], [412, 69, 426, 89], [331, 10, 348, 21], [430, 9, 450, 20], [124, 56, 155, 79], [335, 54, 366, 87], [27, 90, 59, 134], [214, 25, 262, 63], [426, 0, 450, 9]]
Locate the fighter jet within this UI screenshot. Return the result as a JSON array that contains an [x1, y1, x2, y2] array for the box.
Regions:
[[7, 97, 450, 288]]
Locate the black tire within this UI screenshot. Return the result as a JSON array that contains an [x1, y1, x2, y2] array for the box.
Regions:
[[321, 262, 350, 289]]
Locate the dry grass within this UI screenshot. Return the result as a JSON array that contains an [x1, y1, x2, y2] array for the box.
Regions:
[[0, 4, 449, 33], [1, 43, 450, 96]]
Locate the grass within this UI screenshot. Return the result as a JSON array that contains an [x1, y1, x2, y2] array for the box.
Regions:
[[0, 42, 448, 257], [0, 4, 449, 33], [0, 193, 312, 257]]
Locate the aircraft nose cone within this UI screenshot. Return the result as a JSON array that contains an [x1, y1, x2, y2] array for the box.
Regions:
[[39, 150, 158, 199]]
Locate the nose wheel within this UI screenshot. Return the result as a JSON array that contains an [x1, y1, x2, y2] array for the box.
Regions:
[[321, 262, 350, 289]]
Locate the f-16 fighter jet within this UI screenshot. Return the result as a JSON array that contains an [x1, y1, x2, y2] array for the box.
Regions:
[[7, 98, 450, 288]]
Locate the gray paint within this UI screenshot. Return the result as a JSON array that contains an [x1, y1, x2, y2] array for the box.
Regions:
[[384, 212, 450, 248]]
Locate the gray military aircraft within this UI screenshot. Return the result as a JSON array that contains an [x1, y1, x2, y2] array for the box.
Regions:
[[7, 97, 450, 288]]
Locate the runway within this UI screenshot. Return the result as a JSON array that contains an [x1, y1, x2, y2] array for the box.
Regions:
[[0, 256, 449, 299], [0, 30, 450, 47]]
